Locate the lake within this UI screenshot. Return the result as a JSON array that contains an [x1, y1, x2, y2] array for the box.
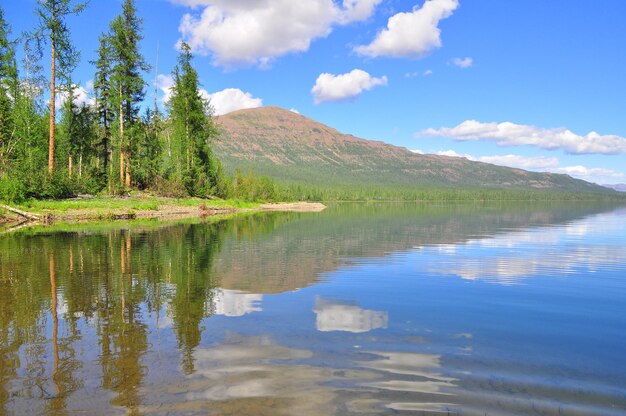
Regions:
[[1, 202, 626, 415]]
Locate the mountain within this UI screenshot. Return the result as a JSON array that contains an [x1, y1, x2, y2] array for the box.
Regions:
[[604, 184, 626, 192], [213, 106, 610, 193]]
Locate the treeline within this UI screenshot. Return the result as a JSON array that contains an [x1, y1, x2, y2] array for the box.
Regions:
[[275, 184, 626, 202], [0, 0, 274, 203]]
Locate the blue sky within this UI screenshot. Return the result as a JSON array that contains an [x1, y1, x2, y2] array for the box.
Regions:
[[4, 0, 626, 184]]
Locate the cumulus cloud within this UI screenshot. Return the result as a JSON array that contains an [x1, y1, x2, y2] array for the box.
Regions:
[[311, 69, 387, 104], [552, 166, 625, 183], [421, 120, 626, 155], [175, 0, 382, 68], [452, 56, 472, 68], [206, 88, 263, 115], [55, 82, 95, 110], [156, 73, 176, 103], [476, 154, 560, 170], [430, 150, 625, 184], [355, 0, 458, 59], [157, 74, 262, 115]]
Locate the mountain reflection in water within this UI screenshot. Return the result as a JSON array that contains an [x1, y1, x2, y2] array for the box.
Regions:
[[1, 202, 626, 415]]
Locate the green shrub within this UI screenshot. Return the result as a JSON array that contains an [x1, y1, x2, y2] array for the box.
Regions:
[[154, 177, 188, 198], [0, 176, 28, 204], [41, 173, 76, 200], [232, 169, 280, 202]]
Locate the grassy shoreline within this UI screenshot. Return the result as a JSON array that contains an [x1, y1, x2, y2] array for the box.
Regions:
[[0, 195, 325, 229]]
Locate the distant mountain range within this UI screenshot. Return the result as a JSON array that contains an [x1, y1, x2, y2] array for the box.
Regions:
[[213, 106, 613, 194], [604, 184, 626, 192]]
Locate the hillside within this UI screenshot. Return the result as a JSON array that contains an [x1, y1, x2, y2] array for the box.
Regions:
[[214, 107, 610, 193]]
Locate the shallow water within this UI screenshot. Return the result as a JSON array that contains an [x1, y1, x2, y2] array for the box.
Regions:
[[1, 202, 626, 415]]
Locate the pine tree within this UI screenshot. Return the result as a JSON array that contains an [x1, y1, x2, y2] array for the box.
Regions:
[[32, 0, 87, 176], [109, 0, 149, 189], [168, 43, 224, 197]]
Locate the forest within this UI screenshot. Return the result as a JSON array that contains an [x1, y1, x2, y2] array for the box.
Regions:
[[0, 0, 275, 204]]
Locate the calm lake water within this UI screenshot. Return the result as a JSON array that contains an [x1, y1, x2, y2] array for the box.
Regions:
[[1, 202, 626, 415]]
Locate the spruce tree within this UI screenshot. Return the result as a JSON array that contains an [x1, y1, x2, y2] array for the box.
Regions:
[[109, 0, 149, 189], [92, 34, 114, 188], [33, 0, 87, 176], [168, 43, 224, 197], [59, 83, 78, 178]]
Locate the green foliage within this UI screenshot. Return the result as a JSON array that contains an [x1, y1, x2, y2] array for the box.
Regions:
[[41, 172, 76, 199], [0, 2, 267, 205], [33, 0, 87, 83], [232, 169, 280, 202], [167, 42, 227, 198], [131, 110, 162, 190], [273, 183, 626, 202], [110, 0, 149, 121], [0, 6, 17, 175], [0, 176, 27, 203]]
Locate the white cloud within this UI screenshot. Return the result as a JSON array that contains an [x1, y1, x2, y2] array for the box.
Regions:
[[55, 83, 95, 110], [421, 120, 626, 155], [405, 69, 433, 78], [157, 74, 262, 115], [311, 69, 388, 104], [175, 0, 382, 68], [289, 108, 300, 114], [452, 56, 472, 68], [156, 73, 175, 103], [434, 149, 465, 158], [206, 88, 263, 115], [355, 0, 459, 58], [429, 149, 625, 184], [476, 154, 560, 170], [339, 0, 382, 23], [552, 166, 625, 184]]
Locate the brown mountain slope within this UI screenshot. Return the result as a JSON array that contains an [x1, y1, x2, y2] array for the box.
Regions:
[[213, 106, 608, 192]]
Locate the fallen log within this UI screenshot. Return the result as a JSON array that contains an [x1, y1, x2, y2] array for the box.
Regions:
[[0, 204, 42, 221], [0, 220, 36, 235]]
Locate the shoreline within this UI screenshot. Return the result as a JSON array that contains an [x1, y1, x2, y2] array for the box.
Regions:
[[0, 200, 327, 231]]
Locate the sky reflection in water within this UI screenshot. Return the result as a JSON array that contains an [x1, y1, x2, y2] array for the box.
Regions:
[[1, 203, 625, 415]]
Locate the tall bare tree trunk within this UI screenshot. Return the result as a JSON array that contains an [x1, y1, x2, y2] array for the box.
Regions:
[[125, 152, 131, 188], [50, 253, 60, 397], [68, 154, 72, 179], [48, 41, 56, 176], [125, 104, 131, 188], [119, 85, 124, 186], [185, 98, 190, 171], [109, 150, 113, 193]]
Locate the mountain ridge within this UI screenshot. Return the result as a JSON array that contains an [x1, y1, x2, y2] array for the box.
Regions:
[[213, 106, 611, 193], [604, 184, 626, 192]]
